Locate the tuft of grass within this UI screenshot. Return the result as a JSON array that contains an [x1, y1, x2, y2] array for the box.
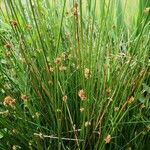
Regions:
[[0, 0, 150, 149]]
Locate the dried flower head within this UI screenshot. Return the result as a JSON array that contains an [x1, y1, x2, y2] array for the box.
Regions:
[[3, 96, 16, 106], [112, 25, 116, 29], [49, 67, 54, 72], [66, 11, 69, 16], [35, 112, 40, 118], [78, 89, 87, 101], [21, 95, 28, 102], [26, 24, 32, 30], [59, 65, 67, 71], [10, 20, 17, 27], [20, 58, 26, 64], [114, 107, 119, 112], [72, 2, 78, 16], [80, 107, 85, 112], [12, 145, 17, 150], [104, 134, 112, 144], [84, 68, 91, 79], [12, 128, 18, 134], [147, 125, 150, 131], [127, 147, 132, 150], [54, 57, 62, 64], [106, 87, 111, 95], [127, 96, 134, 104], [6, 51, 12, 57], [62, 95, 67, 103], [61, 52, 66, 60], [140, 103, 145, 110], [48, 80, 53, 85], [85, 121, 91, 127], [4, 42, 12, 49], [144, 7, 150, 14], [56, 109, 61, 113]]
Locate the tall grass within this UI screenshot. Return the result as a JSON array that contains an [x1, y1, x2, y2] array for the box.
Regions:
[[0, 0, 150, 149]]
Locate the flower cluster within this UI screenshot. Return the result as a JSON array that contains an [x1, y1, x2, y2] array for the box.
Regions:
[[10, 20, 17, 27], [85, 121, 91, 127], [78, 89, 87, 101], [3, 96, 16, 106], [21, 95, 28, 102], [84, 68, 91, 79], [4, 42, 12, 49], [127, 96, 134, 104], [104, 134, 112, 144], [54, 57, 62, 65], [62, 95, 67, 103], [144, 7, 150, 14]]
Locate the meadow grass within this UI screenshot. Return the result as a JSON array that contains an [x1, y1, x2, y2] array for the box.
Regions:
[[0, 0, 150, 149]]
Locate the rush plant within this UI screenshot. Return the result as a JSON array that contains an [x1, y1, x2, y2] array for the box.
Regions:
[[0, 0, 150, 150]]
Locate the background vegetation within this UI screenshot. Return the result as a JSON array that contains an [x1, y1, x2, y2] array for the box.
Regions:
[[0, 0, 150, 149]]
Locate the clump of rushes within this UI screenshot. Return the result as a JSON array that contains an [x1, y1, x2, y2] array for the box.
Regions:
[[0, 0, 150, 149]]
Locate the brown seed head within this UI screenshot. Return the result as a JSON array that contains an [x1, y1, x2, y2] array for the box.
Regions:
[[12, 145, 17, 150], [78, 89, 87, 101], [144, 7, 150, 14], [112, 25, 116, 29], [35, 112, 40, 118], [26, 24, 32, 30], [21, 95, 28, 101], [6, 51, 12, 57], [127, 96, 134, 104], [3, 96, 16, 106], [104, 134, 112, 144], [106, 87, 111, 95], [84, 68, 91, 79], [49, 67, 54, 72], [140, 103, 145, 109], [48, 80, 53, 85], [59, 65, 67, 71], [12, 128, 18, 134], [85, 121, 91, 127], [80, 107, 85, 112], [72, 2, 78, 16], [54, 57, 62, 64], [62, 95, 67, 103], [114, 107, 119, 112], [4, 42, 12, 49], [10, 20, 17, 27], [61, 52, 66, 60]]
